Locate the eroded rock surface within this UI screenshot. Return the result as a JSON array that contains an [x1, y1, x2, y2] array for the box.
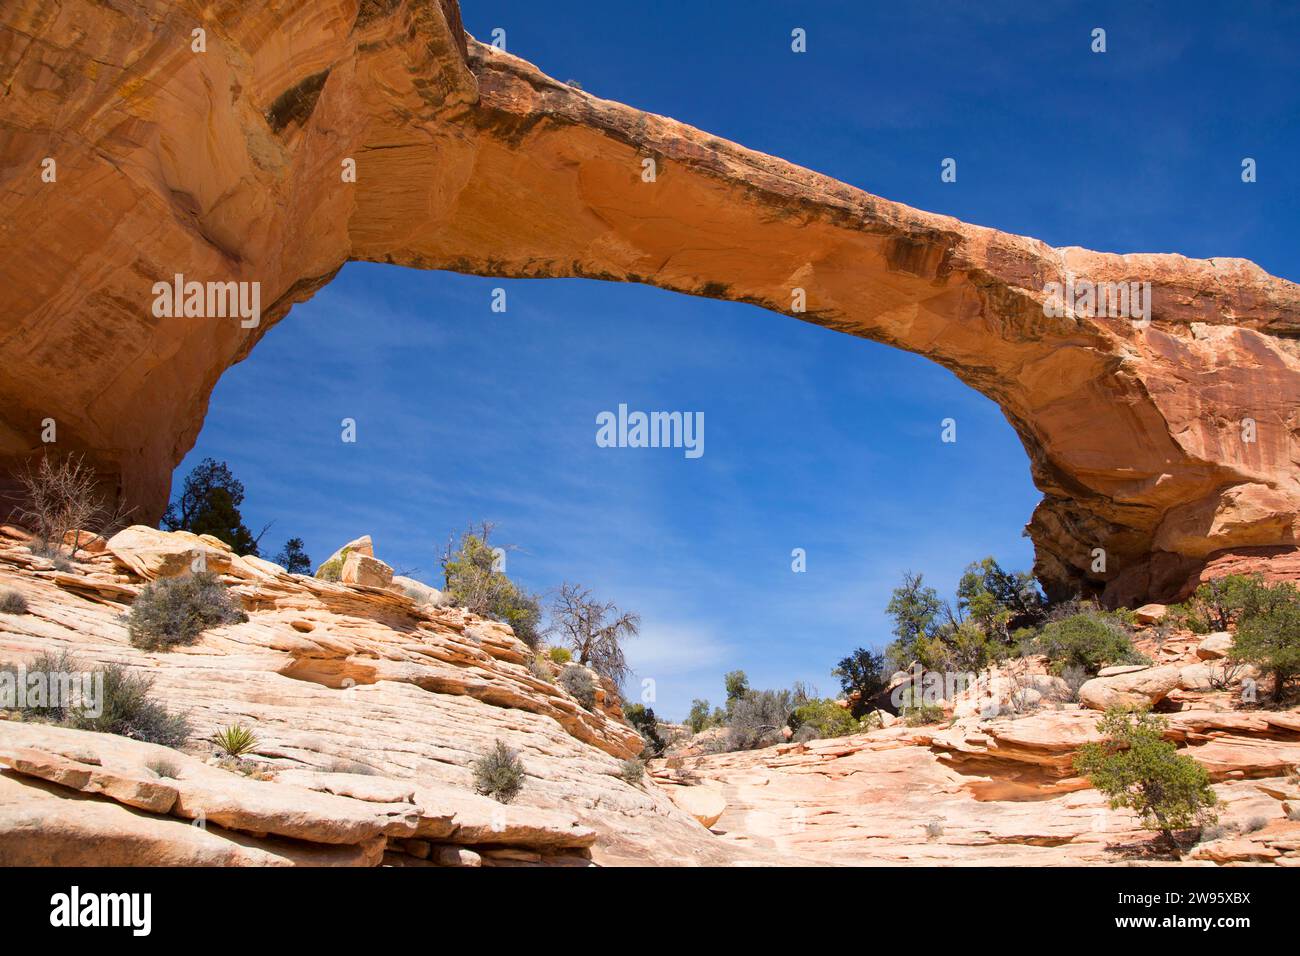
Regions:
[[1, 1, 1297, 601]]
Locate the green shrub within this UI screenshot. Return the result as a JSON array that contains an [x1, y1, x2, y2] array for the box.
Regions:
[[622, 702, 665, 757], [1170, 574, 1282, 633], [472, 739, 525, 804], [618, 758, 645, 785], [69, 664, 191, 747], [1028, 610, 1146, 676], [441, 524, 543, 647], [789, 698, 863, 739], [1074, 708, 1218, 839], [0, 589, 29, 614], [685, 698, 717, 734], [1232, 598, 1300, 697], [547, 646, 572, 664], [127, 571, 247, 651], [558, 664, 597, 709], [212, 723, 259, 758]]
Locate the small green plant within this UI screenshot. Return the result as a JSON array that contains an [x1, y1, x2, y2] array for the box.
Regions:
[[146, 758, 181, 779], [1074, 708, 1218, 841], [558, 664, 597, 709], [127, 571, 247, 651], [212, 723, 259, 758], [547, 646, 572, 664], [0, 589, 29, 614], [69, 664, 191, 747], [472, 739, 525, 804], [618, 758, 645, 785]]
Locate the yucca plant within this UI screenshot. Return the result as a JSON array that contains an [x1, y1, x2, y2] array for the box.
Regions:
[[212, 723, 259, 758]]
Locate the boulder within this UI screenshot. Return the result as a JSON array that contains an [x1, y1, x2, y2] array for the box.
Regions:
[[668, 786, 726, 829], [1097, 664, 1150, 677], [341, 551, 394, 588], [390, 575, 444, 606], [107, 525, 236, 579], [1196, 632, 1234, 660], [63, 530, 106, 554], [316, 535, 374, 577], [1078, 665, 1182, 711], [1132, 603, 1168, 625]]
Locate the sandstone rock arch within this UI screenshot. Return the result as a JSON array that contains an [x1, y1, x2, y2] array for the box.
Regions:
[[2, 0, 1297, 603]]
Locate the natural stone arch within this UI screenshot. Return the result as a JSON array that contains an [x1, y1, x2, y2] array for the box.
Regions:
[[1, 0, 1297, 603]]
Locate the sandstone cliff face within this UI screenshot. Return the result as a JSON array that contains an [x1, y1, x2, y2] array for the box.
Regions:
[[1, 0, 1298, 601]]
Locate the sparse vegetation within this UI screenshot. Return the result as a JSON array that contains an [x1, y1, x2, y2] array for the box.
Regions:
[[69, 664, 191, 747], [549, 581, 639, 686], [833, 648, 889, 717], [146, 758, 181, 779], [127, 571, 247, 651], [618, 758, 645, 785], [725, 687, 795, 751], [527, 654, 554, 683], [1074, 708, 1217, 841], [273, 537, 312, 575], [1229, 583, 1300, 699], [558, 664, 597, 709], [472, 739, 525, 804], [924, 819, 944, 840], [0, 589, 28, 615], [441, 523, 543, 647], [326, 759, 377, 775], [685, 698, 723, 734], [789, 697, 863, 739], [162, 458, 264, 556], [212, 723, 259, 758], [547, 646, 572, 664], [1025, 608, 1147, 676], [623, 702, 665, 757], [10, 451, 133, 559]]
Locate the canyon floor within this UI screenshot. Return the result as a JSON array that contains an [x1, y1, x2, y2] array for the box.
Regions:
[[1, 526, 1298, 867]]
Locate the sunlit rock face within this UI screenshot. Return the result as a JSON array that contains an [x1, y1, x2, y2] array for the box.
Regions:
[[1, 0, 1297, 602]]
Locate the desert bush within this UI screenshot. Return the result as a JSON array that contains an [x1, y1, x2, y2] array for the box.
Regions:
[[1060, 663, 1090, 701], [10, 452, 132, 558], [685, 698, 718, 734], [924, 819, 944, 840], [127, 571, 247, 651], [623, 702, 665, 757], [527, 654, 554, 683], [1170, 574, 1282, 633], [441, 523, 543, 647], [788, 697, 862, 739], [618, 758, 645, 785], [69, 664, 191, 747], [558, 664, 597, 709], [1074, 708, 1217, 839], [472, 739, 525, 804], [1027, 610, 1147, 676], [1231, 586, 1300, 697], [146, 758, 181, 779], [832, 647, 889, 717], [1, 648, 82, 722], [547, 646, 572, 664], [326, 759, 377, 775], [212, 723, 259, 758], [723, 670, 750, 703], [0, 589, 29, 615], [1242, 815, 1269, 833], [725, 688, 794, 751]]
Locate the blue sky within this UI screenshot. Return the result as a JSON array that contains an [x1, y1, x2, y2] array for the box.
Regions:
[[175, 1, 1299, 719]]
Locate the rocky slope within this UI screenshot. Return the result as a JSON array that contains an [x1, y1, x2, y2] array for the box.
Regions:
[[1, 0, 1298, 603], [653, 630, 1300, 866], [0, 526, 767, 866]]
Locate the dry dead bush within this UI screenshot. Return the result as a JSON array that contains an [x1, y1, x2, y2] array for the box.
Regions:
[[9, 452, 131, 558]]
